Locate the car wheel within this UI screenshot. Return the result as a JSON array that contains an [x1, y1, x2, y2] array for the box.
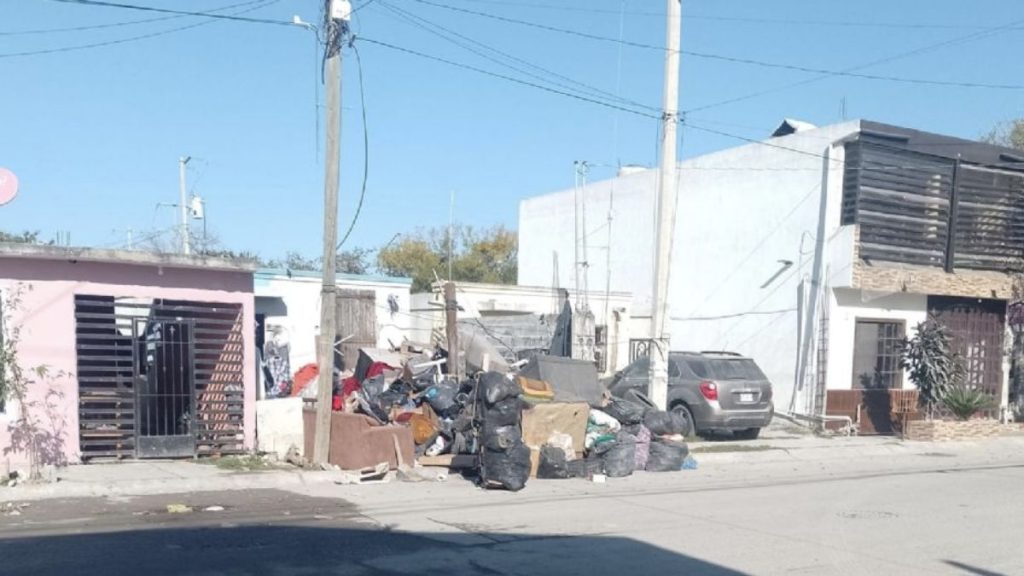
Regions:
[[733, 428, 760, 440], [670, 403, 695, 437]]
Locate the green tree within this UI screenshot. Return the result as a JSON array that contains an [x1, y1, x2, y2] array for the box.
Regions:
[[982, 119, 1024, 151], [376, 224, 518, 292], [0, 230, 49, 245]]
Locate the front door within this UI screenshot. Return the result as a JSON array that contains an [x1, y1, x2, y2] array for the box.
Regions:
[[135, 319, 196, 458]]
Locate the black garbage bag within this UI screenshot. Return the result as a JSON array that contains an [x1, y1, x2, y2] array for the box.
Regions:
[[644, 409, 687, 436], [566, 456, 603, 478], [624, 389, 657, 412], [537, 445, 570, 479], [481, 441, 531, 491], [481, 371, 522, 406], [601, 433, 636, 478], [483, 425, 522, 451], [604, 397, 646, 425], [361, 374, 387, 400], [646, 437, 689, 472], [424, 379, 460, 416], [366, 388, 406, 422], [484, 397, 523, 428]]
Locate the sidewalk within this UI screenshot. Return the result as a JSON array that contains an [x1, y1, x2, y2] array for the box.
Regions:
[[4, 433, 1024, 503]]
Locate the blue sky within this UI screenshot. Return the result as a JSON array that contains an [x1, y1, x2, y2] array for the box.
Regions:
[[1, 0, 1022, 260]]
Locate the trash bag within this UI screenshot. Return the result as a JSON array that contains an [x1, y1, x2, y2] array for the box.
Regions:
[[566, 456, 603, 478], [646, 437, 689, 472], [537, 445, 570, 479], [481, 441, 531, 491], [484, 397, 523, 428], [424, 379, 460, 416], [481, 371, 521, 406], [483, 425, 522, 451], [361, 374, 387, 401], [603, 397, 646, 425], [601, 433, 636, 478], [624, 389, 657, 412], [632, 424, 652, 471], [644, 409, 687, 436]]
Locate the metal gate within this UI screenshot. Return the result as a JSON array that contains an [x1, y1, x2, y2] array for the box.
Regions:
[[134, 319, 196, 458], [929, 296, 1005, 418], [76, 296, 245, 460]]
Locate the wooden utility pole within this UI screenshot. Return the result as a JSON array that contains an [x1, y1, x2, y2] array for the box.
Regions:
[[648, 0, 682, 410], [444, 281, 460, 381], [313, 0, 351, 465]]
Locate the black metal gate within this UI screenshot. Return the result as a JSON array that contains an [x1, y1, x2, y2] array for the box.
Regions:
[[135, 319, 196, 458], [76, 295, 245, 460], [929, 296, 1006, 419]]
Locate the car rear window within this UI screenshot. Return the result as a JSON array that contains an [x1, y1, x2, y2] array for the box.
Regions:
[[708, 358, 766, 380], [678, 356, 711, 379]]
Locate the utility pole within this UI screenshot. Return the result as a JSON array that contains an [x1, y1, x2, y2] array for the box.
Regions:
[[313, 0, 352, 465], [648, 0, 682, 411], [178, 156, 192, 255], [444, 281, 460, 381]]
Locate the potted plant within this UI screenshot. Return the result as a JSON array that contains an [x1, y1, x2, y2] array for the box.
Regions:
[[942, 385, 993, 421], [901, 318, 960, 420]]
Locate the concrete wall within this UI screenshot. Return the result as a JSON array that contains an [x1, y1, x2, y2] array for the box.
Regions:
[[827, 288, 927, 391], [408, 282, 635, 373], [254, 270, 413, 370], [0, 257, 256, 467], [518, 120, 862, 409]]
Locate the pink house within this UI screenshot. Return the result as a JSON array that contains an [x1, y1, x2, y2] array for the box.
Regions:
[[0, 244, 256, 467]]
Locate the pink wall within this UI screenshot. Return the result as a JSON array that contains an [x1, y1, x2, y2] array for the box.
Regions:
[[0, 257, 255, 467]]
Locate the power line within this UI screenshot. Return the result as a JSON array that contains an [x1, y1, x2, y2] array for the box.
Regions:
[[356, 36, 661, 120], [673, 308, 797, 322], [686, 15, 1024, 113], [0, 13, 180, 35], [337, 42, 370, 249], [406, 0, 1024, 91], [429, 0, 1024, 30], [46, 0, 297, 27], [376, 0, 660, 112], [1, 0, 284, 58]]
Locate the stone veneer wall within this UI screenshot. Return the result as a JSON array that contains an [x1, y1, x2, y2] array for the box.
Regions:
[[904, 419, 1020, 441]]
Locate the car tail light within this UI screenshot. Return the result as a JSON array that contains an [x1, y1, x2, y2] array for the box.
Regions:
[[699, 380, 718, 401]]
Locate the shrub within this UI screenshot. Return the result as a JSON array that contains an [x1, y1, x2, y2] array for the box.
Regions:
[[901, 319, 963, 418], [942, 386, 993, 421]]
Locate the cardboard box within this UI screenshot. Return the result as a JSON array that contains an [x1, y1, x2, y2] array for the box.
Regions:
[[521, 402, 589, 457]]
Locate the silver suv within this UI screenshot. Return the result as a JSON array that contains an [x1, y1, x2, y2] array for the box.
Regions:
[[606, 351, 774, 439]]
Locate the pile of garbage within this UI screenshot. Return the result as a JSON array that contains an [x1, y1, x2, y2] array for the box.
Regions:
[[537, 389, 693, 479], [310, 346, 694, 491]]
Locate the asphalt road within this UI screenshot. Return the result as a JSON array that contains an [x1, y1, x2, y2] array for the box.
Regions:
[[2, 453, 1024, 575]]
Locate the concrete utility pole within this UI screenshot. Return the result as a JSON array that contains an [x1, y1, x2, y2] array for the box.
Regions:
[[178, 156, 191, 255], [313, 0, 352, 465], [444, 282, 460, 381], [648, 0, 682, 410]]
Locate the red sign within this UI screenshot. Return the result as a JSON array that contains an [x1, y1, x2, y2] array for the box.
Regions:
[[0, 168, 18, 206]]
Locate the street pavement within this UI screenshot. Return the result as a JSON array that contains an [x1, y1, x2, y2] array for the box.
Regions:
[[2, 432, 1024, 575]]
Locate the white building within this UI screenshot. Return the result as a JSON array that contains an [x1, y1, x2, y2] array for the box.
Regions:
[[519, 119, 1024, 427], [254, 269, 413, 376]]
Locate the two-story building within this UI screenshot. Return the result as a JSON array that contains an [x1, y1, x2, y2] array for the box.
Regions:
[[518, 119, 1024, 430]]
